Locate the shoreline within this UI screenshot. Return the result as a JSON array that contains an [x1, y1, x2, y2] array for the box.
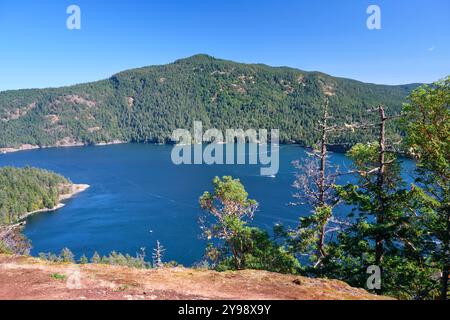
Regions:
[[18, 184, 90, 221], [0, 141, 353, 155], [0, 140, 125, 155]]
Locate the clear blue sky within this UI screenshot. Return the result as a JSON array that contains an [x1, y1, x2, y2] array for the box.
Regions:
[[0, 0, 449, 91]]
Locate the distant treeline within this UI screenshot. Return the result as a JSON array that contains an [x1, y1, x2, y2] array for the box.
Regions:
[[0, 55, 419, 149], [0, 167, 70, 225]]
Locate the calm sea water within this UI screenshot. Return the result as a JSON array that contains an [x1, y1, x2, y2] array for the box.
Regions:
[[0, 144, 416, 266]]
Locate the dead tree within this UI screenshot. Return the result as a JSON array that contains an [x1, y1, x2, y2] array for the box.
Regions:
[[293, 99, 399, 268], [375, 105, 388, 265], [152, 240, 165, 268], [0, 223, 31, 255], [362, 105, 398, 266], [292, 99, 342, 264]]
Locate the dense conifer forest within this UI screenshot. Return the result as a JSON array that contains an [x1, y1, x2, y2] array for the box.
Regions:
[[0, 167, 70, 225], [0, 55, 420, 149]]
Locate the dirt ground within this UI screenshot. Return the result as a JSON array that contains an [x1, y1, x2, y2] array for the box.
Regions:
[[0, 254, 391, 300]]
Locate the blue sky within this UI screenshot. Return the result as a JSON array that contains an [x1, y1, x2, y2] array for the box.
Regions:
[[0, 0, 449, 91]]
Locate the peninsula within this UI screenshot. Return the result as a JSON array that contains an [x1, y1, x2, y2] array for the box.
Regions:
[[0, 167, 89, 225]]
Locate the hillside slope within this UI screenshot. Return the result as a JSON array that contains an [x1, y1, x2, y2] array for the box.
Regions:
[[0, 54, 419, 151], [0, 254, 390, 300]]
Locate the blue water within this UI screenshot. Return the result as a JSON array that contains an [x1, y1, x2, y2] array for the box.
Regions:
[[0, 144, 416, 266]]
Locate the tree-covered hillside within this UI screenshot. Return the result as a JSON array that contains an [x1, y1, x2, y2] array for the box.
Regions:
[[0, 55, 420, 149], [0, 167, 71, 224]]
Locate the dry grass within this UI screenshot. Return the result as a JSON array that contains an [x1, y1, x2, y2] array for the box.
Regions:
[[0, 254, 393, 300]]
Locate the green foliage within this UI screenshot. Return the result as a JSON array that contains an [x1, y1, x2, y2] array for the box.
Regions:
[[79, 254, 89, 264], [100, 250, 149, 269], [60, 248, 75, 263], [39, 249, 151, 269], [319, 124, 445, 299], [200, 176, 299, 274], [290, 205, 333, 268], [90, 252, 101, 264], [347, 142, 401, 187], [39, 248, 75, 263], [217, 227, 300, 274], [0, 167, 70, 225], [39, 252, 60, 262], [402, 77, 450, 299], [0, 55, 417, 149], [403, 77, 449, 178], [1, 63, 446, 299], [322, 242, 441, 299], [51, 273, 66, 281], [200, 176, 257, 215]]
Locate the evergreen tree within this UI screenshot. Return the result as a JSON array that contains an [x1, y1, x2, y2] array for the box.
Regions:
[[318, 106, 442, 299], [0, 167, 71, 225], [79, 254, 89, 264], [90, 252, 101, 264], [200, 176, 299, 273], [402, 77, 450, 300], [60, 248, 75, 263], [290, 99, 340, 269]]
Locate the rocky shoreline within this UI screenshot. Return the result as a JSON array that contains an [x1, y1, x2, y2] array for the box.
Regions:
[[0, 140, 125, 155], [1, 141, 353, 155], [18, 184, 90, 221]]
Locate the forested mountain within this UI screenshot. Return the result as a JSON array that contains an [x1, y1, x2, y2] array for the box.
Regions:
[[0, 167, 71, 224], [0, 55, 420, 149]]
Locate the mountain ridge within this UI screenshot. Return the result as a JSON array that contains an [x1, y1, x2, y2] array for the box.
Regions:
[[0, 54, 421, 151], [0, 54, 423, 95]]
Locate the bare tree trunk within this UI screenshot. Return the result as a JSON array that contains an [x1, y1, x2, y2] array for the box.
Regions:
[[375, 105, 387, 266], [317, 100, 329, 258], [152, 240, 165, 268], [319, 100, 328, 207], [227, 235, 243, 270]]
